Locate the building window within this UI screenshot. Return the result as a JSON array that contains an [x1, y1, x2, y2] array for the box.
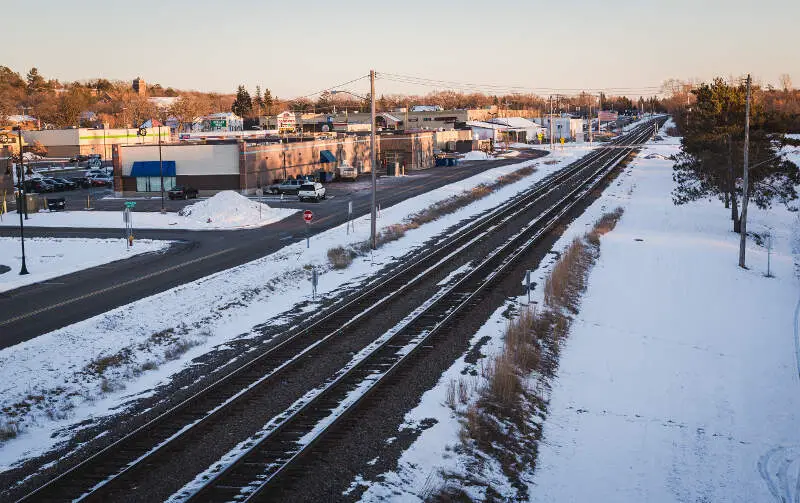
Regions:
[[136, 176, 176, 192]]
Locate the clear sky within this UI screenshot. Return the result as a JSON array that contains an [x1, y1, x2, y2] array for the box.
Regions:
[[5, 0, 798, 99]]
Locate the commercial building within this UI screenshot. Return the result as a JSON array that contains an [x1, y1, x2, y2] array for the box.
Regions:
[[113, 133, 435, 195], [22, 127, 168, 159]]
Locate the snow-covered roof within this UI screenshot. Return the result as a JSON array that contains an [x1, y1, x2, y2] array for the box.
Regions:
[[379, 112, 402, 123], [411, 105, 443, 112], [149, 96, 180, 109], [488, 117, 542, 129], [6, 114, 37, 124], [466, 120, 508, 130]]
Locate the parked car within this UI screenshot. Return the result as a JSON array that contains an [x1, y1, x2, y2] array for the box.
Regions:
[[87, 174, 113, 187], [70, 154, 89, 163], [167, 186, 199, 200], [41, 178, 66, 191], [84, 168, 106, 178], [298, 182, 326, 202], [20, 179, 54, 193], [52, 177, 78, 190], [270, 179, 304, 195], [74, 176, 92, 189]]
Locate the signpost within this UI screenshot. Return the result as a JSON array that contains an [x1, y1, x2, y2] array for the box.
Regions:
[[123, 201, 136, 248], [303, 209, 313, 248], [346, 201, 353, 235]]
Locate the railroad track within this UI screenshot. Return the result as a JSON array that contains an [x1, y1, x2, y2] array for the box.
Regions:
[[15, 119, 664, 503], [180, 119, 665, 502]]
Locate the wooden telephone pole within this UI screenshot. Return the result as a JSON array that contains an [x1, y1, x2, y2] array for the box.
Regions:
[[738, 74, 751, 268]]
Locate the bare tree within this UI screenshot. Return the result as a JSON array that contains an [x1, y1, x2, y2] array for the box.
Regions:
[[779, 74, 793, 92]]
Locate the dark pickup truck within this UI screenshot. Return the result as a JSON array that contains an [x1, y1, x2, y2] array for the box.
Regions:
[[167, 186, 199, 200]]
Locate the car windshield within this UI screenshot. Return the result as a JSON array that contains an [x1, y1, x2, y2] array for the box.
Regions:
[[300, 184, 315, 191]]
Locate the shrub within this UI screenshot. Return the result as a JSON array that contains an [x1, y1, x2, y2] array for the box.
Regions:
[[327, 246, 354, 269]]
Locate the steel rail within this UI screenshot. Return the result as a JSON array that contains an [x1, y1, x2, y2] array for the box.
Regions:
[[184, 120, 664, 502], [16, 119, 662, 503]]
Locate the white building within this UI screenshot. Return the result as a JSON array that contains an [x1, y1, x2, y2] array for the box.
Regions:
[[466, 121, 508, 142], [487, 117, 545, 143], [193, 112, 243, 132], [534, 117, 585, 142]]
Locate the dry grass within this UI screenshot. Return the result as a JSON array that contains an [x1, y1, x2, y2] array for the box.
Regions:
[[454, 208, 627, 494], [327, 246, 354, 269], [0, 420, 20, 441], [326, 165, 538, 269]]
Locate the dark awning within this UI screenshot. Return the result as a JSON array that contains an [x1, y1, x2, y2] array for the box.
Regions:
[[319, 150, 336, 163], [130, 161, 176, 177]]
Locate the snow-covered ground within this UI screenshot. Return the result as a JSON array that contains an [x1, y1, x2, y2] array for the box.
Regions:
[[0, 191, 297, 230], [353, 124, 662, 503], [0, 144, 598, 474], [354, 119, 800, 502], [530, 126, 800, 502], [0, 237, 169, 293]]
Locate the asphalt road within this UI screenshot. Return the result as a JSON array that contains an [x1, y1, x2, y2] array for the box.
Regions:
[[0, 152, 545, 348]]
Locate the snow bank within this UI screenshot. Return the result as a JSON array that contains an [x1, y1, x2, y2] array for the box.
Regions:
[[462, 151, 492, 161], [0, 237, 170, 293], [0, 192, 297, 230], [177, 190, 288, 228]]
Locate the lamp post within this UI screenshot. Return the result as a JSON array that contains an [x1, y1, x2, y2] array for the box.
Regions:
[[331, 75, 377, 249], [158, 124, 165, 213], [13, 126, 29, 275]]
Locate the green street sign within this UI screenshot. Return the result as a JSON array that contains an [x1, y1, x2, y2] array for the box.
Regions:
[[125, 201, 136, 208]]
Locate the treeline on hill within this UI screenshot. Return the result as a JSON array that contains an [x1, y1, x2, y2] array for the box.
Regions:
[[663, 75, 800, 232], [0, 66, 242, 129]]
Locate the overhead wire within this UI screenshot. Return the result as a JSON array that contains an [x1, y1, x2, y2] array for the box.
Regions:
[[377, 71, 664, 96]]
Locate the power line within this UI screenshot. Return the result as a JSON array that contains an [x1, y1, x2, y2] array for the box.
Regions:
[[376, 71, 663, 96], [291, 75, 370, 101]]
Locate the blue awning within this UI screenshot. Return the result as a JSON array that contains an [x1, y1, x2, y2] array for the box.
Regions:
[[319, 150, 336, 163], [130, 161, 176, 177]]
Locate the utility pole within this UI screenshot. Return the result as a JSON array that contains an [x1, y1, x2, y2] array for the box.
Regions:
[[738, 74, 751, 268], [14, 127, 29, 275], [370, 69, 377, 250], [549, 95, 554, 150]]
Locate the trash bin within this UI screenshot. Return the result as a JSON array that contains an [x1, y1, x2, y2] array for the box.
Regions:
[[387, 163, 396, 176], [46, 197, 66, 211], [25, 194, 38, 213]]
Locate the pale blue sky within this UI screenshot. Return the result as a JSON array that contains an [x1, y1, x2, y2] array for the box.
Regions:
[[5, 0, 798, 98]]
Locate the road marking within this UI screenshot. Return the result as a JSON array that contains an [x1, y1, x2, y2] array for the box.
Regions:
[[0, 247, 236, 328]]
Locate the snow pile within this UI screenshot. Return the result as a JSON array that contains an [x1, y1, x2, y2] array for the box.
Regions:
[[0, 237, 170, 293], [0, 192, 297, 230], [462, 151, 493, 161], [178, 190, 285, 228]]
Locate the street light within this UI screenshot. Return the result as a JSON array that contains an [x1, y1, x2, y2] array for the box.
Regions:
[[12, 126, 29, 275], [331, 72, 377, 249]]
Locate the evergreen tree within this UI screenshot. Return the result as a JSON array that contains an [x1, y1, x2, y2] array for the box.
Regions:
[[263, 88, 273, 115], [672, 78, 800, 231], [253, 85, 264, 115], [231, 85, 252, 117], [26, 67, 46, 94]]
